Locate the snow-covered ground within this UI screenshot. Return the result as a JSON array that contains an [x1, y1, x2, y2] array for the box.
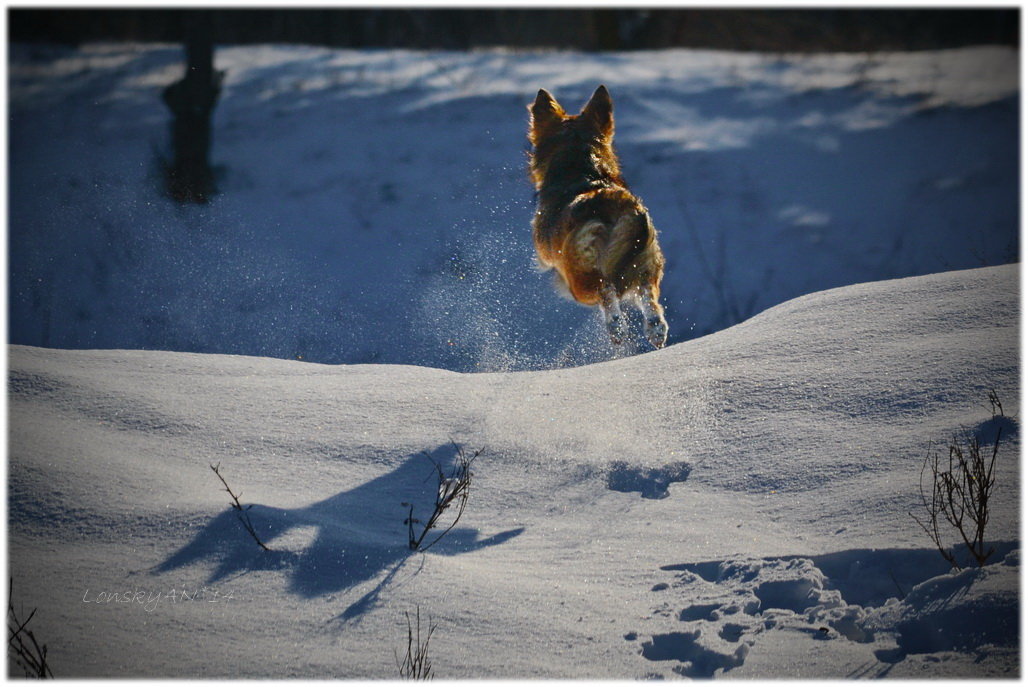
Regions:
[[8, 263, 1019, 678], [7, 43, 1019, 370], [6, 40, 1021, 678]]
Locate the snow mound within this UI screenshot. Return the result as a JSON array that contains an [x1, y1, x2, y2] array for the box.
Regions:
[[866, 549, 1019, 657], [8, 264, 1019, 678]]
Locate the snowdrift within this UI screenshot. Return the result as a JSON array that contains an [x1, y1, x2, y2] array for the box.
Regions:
[[7, 264, 1019, 678]]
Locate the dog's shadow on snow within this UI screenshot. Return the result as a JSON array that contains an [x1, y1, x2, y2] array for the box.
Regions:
[[155, 444, 523, 620]]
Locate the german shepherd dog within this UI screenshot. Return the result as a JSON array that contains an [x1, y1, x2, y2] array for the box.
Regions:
[[527, 85, 668, 349]]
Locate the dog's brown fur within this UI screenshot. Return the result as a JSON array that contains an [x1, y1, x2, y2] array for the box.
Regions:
[[527, 85, 668, 349]]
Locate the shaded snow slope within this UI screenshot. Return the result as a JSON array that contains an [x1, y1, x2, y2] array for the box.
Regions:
[[7, 264, 1019, 678], [8, 43, 1019, 370]]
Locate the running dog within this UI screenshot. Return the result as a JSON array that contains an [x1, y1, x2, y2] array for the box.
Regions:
[[527, 85, 668, 349]]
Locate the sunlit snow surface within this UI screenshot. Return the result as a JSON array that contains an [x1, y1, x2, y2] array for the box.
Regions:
[[8, 264, 1019, 678], [6, 42, 1020, 678], [8, 43, 1018, 370]]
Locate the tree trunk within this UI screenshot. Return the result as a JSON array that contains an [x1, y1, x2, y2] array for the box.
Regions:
[[162, 12, 221, 204]]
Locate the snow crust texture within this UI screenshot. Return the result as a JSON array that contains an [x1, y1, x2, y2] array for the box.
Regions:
[[7, 264, 1019, 678]]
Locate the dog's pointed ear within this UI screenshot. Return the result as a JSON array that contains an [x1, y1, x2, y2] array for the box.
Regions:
[[581, 84, 614, 137], [529, 88, 564, 144], [530, 88, 564, 124]]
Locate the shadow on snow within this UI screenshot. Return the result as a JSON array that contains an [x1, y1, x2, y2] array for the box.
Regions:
[[154, 444, 523, 620]]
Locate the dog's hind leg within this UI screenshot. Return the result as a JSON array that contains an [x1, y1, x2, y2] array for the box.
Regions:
[[635, 285, 668, 349], [600, 282, 626, 345]]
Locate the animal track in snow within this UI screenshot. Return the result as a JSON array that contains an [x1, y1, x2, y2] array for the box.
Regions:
[[605, 460, 691, 499], [634, 543, 1020, 677], [719, 622, 747, 643], [678, 603, 721, 622], [753, 577, 820, 614], [640, 629, 749, 678]]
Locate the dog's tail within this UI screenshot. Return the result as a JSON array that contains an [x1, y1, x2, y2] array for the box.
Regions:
[[602, 209, 657, 289]]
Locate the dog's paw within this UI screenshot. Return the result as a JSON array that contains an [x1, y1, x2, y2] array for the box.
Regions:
[[645, 316, 668, 349], [607, 317, 625, 346]]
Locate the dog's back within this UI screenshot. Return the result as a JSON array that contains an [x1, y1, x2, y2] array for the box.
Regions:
[[527, 85, 668, 348]]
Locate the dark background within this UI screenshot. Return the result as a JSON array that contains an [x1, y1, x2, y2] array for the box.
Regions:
[[9, 8, 1019, 52]]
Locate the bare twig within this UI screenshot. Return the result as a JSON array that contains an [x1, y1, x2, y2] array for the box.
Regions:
[[404, 443, 481, 553], [396, 605, 435, 680], [8, 579, 53, 678], [910, 440, 961, 570], [986, 388, 1005, 418], [910, 423, 1000, 570], [886, 568, 907, 600], [210, 463, 271, 551]]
